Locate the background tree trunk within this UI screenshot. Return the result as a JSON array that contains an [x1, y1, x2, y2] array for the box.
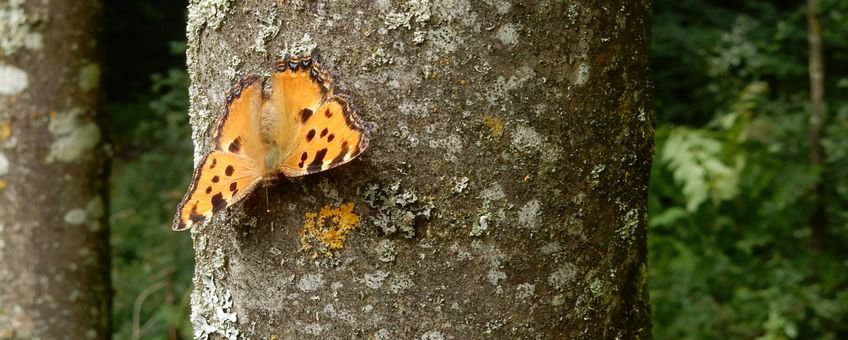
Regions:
[[185, 0, 652, 338], [0, 0, 110, 338], [806, 0, 828, 252]]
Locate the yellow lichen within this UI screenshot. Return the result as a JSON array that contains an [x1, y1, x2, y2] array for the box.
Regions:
[[299, 203, 360, 257], [0, 122, 10, 141], [0, 180, 6, 190], [482, 115, 505, 137]]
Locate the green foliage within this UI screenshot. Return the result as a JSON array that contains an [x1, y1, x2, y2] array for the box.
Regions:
[[109, 60, 194, 339], [651, 0, 848, 338]]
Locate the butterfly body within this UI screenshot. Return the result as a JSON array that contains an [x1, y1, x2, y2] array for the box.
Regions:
[[173, 52, 370, 231]]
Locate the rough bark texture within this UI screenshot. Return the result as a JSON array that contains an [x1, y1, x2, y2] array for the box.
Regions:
[[0, 0, 110, 338], [185, 0, 653, 338]]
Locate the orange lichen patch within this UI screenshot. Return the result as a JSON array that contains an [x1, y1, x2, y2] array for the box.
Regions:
[[482, 115, 505, 138], [0, 122, 10, 141], [0, 180, 6, 190], [299, 203, 360, 257]]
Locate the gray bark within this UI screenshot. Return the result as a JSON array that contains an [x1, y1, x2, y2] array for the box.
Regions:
[[0, 0, 110, 338], [185, 0, 653, 338]]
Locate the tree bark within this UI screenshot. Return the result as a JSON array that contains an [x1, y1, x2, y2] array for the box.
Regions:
[[806, 0, 828, 252], [0, 0, 110, 338], [185, 0, 653, 338]]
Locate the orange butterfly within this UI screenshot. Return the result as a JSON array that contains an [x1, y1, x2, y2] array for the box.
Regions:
[[172, 51, 370, 231]]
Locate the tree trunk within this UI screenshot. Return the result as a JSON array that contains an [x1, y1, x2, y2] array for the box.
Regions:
[[806, 0, 828, 252], [0, 0, 110, 338], [185, 1, 653, 338]]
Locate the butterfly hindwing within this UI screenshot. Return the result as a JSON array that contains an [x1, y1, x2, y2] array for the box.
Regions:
[[172, 151, 262, 230]]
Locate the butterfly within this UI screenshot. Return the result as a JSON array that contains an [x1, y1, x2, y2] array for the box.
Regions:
[[172, 51, 370, 231]]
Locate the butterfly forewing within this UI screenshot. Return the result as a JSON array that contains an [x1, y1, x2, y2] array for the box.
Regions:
[[280, 95, 370, 176]]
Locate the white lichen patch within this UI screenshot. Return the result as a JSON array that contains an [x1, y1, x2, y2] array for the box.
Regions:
[[192, 275, 239, 340], [398, 99, 432, 118], [510, 124, 544, 153], [616, 208, 640, 242], [376, 239, 397, 263], [287, 33, 317, 56], [483, 65, 536, 106], [540, 241, 561, 255], [363, 271, 389, 289], [186, 0, 233, 34], [548, 262, 578, 292], [515, 283, 536, 301], [451, 176, 469, 194], [46, 109, 101, 163], [251, 9, 281, 53], [323, 304, 357, 325], [479, 182, 505, 206], [428, 133, 463, 162], [302, 323, 326, 335], [374, 328, 392, 340], [494, 23, 519, 46], [517, 199, 541, 229], [388, 273, 415, 294], [0, 152, 8, 176], [297, 273, 325, 292], [487, 269, 506, 287], [589, 278, 611, 304], [574, 63, 590, 86], [0, 0, 45, 56], [78, 63, 100, 92], [427, 26, 463, 52], [0, 64, 28, 95], [484, 0, 512, 14], [431, 0, 479, 29], [384, 0, 432, 30], [590, 164, 606, 186], [420, 330, 445, 340], [63, 209, 87, 225], [362, 182, 434, 239], [470, 214, 489, 237]]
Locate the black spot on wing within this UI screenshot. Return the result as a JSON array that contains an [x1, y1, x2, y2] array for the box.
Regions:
[[225, 165, 234, 176], [229, 182, 237, 192], [320, 128, 328, 138], [205, 186, 212, 194], [307, 148, 328, 173], [189, 205, 205, 224], [301, 108, 313, 123], [306, 129, 316, 142], [211, 193, 226, 213], [228, 137, 241, 153], [324, 109, 333, 118], [212, 176, 219, 183], [327, 134, 335, 142], [210, 158, 217, 169], [301, 152, 308, 161], [330, 141, 350, 167]]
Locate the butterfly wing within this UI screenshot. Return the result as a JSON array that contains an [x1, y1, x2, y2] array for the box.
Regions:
[[172, 151, 262, 230], [265, 53, 370, 177], [280, 95, 370, 176], [172, 77, 268, 231]]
